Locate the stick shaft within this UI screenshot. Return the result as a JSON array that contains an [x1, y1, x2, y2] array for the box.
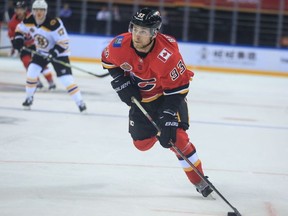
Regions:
[[22, 47, 109, 78], [0, 46, 12, 49]]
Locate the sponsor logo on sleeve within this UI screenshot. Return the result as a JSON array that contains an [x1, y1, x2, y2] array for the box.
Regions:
[[50, 19, 57, 26]]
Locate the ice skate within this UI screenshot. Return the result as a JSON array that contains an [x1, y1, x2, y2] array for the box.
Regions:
[[78, 101, 87, 113], [22, 97, 33, 109], [36, 80, 43, 89], [195, 178, 213, 198], [48, 81, 56, 90]]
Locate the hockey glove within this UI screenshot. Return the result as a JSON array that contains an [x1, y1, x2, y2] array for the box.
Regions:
[[12, 38, 24, 52], [47, 44, 64, 61], [158, 109, 179, 148], [47, 48, 59, 61], [111, 75, 141, 106]]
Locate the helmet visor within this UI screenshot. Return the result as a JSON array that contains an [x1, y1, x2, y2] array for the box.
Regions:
[[129, 23, 153, 37]]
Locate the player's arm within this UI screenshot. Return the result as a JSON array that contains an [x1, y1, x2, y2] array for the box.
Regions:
[[160, 54, 191, 112], [7, 20, 16, 55], [163, 84, 189, 112], [48, 18, 69, 59], [12, 23, 26, 51], [158, 51, 192, 148], [106, 65, 124, 79], [102, 57, 141, 106], [7, 20, 15, 39]]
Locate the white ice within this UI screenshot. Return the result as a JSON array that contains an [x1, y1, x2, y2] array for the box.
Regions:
[[0, 57, 287, 216]]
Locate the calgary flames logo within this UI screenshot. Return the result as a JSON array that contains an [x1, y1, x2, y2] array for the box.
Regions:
[[131, 73, 157, 91]]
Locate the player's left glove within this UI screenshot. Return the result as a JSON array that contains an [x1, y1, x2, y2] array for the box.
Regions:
[[158, 109, 179, 148], [47, 48, 59, 61], [47, 44, 64, 61], [111, 75, 141, 106]]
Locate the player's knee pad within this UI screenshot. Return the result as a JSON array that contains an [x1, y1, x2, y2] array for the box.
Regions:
[[58, 74, 75, 87], [133, 136, 157, 151], [27, 63, 42, 78], [171, 128, 195, 156]]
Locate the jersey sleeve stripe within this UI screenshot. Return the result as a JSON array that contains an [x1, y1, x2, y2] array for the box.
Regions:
[[102, 62, 117, 69], [57, 40, 69, 50], [163, 83, 190, 96]]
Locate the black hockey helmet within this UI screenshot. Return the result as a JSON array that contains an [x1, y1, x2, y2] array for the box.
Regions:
[[15, 1, 28, 9], [129, 8, 162, 36]]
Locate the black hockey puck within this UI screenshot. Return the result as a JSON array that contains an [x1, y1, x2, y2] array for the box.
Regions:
[[227, 212, 237, 216]]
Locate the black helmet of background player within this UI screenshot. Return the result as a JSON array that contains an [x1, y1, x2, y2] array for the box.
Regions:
[[14, 1, 28, 19], [129, 8, 162, 37], [15, 1, 28, 9]]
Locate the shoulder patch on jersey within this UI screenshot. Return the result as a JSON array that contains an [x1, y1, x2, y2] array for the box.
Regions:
[[50, 19, 57, 26], [158, 48, 173, 63], [113, 36, 124, 47], [120, 62, 133, 71], [42, 17, 61, 31]]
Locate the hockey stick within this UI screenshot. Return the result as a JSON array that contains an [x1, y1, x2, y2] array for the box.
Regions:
[[22, 47, 109, 78], [0, 46, 12, 49], [131, 96, 242, 216]]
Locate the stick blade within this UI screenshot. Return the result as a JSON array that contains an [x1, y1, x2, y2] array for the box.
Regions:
[[227, 212, 241, 216]]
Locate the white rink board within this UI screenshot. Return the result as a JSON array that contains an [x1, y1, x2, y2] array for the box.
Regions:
[[1, 27, 287, 75]]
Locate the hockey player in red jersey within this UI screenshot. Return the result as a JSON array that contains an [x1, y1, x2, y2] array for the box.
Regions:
[[8, 1, 56, 90], [101, 8, 213, 197]]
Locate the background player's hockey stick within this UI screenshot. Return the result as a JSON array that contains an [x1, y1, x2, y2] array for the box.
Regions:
[[22, 47, 109, 78], [131, 96, 242, 216], [0, 46, 12, 49]]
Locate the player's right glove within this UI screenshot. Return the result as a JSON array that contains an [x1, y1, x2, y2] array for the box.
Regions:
[[12, 38, 24, 52], [158, 109, 179, 148], [111, 75, 141, 106]]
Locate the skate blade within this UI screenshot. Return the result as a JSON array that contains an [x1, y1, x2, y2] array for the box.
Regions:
[[80, 110, 87, 114], [23, 106, 31, 110], [48, 86, 56, 91], [205, 193, 216, 200]]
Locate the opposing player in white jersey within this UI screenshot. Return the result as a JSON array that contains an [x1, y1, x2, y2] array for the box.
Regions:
[[13, 0, 86, 112]]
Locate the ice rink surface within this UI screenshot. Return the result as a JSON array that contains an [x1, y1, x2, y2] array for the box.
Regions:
[[0, 57, 287, 216]]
